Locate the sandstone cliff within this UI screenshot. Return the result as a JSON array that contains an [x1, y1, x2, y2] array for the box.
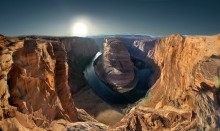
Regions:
[[0, 36, 78, 130], [127, 34, 220, 130], [0, 34, 220, 130], [145, 34, 220, 130]]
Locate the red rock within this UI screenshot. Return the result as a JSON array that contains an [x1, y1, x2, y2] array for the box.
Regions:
[[0, 34, 220, 130], [139, 34, 220, 130], [0, 37, 78, 129], [100, 38, 135, 91]]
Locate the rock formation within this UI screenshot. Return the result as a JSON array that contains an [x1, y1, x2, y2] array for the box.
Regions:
[[0, 36, 78, 130], [123, 38, 156, 59], [0, 33, 220, 130], [134, 34, 220, 130], [96, 38, 136, 92]]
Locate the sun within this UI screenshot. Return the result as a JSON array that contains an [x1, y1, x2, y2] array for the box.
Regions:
[[72, 23, 88, 36]]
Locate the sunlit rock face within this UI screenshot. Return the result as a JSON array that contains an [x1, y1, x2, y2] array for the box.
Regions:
[[99, 38, 136, 92], [0, 36, 78, 130], [122, 38, 156, 59], [137, 34, 220, 130], [0, 35, 12, 118]]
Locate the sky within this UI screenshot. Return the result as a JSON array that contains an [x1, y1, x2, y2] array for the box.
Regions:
[[0, 0, 219, 36]]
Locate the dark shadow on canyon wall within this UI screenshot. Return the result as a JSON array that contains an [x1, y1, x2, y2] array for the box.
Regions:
[[60, 37, 99, 93]]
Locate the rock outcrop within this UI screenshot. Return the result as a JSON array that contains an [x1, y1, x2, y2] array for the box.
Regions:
[[135, 34, 220, 130], [0, 36, 78, 130], [113, 106, 195, 130], [97, 38, 136, 92], [123, 38, 156, 59], [0, 35, 13, 119]]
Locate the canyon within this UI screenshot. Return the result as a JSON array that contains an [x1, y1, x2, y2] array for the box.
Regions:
[[0, 33, 220, 130]]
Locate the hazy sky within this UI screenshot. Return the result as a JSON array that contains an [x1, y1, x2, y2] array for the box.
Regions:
[[0, 0, 219, 36]]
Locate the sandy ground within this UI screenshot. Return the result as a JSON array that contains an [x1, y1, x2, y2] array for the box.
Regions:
[[73, 86, 127, 125]]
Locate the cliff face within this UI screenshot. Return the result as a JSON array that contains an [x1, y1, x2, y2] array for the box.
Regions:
[[0, 35, 13, 119], [149, 34, 220, 130], [123, 38, 156, 59], [114, 34, 220, 130], [0, 34, 220, 130], [61, 37, 99, 93], [0, 36, 78, 130]]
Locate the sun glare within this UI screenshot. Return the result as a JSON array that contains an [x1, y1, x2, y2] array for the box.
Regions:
[[72, 23, 88, 36]]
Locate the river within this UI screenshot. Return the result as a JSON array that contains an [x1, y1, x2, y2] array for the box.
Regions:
[[84, 52, 151, 104]]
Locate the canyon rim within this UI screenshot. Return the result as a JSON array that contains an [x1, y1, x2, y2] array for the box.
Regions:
[[0, 33, 220, 130]]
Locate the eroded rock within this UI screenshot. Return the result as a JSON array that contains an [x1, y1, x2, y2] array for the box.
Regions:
[[96, 38, 136, 92], [0, 34, 220, 130], [0, 36, 78, 130]]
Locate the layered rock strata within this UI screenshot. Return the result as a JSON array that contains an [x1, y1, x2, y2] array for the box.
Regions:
[[137, 34, 220, 130], [96, 38, 136, 92], [0, 34, 220, 130], [0, 36, 78, 130]]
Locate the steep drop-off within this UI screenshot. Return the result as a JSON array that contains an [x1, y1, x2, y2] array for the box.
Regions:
[[0, 34, 220, 130], [62, 37, 99, 93], [116, 34, 220, 130], [0, 36, 78, 130]]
